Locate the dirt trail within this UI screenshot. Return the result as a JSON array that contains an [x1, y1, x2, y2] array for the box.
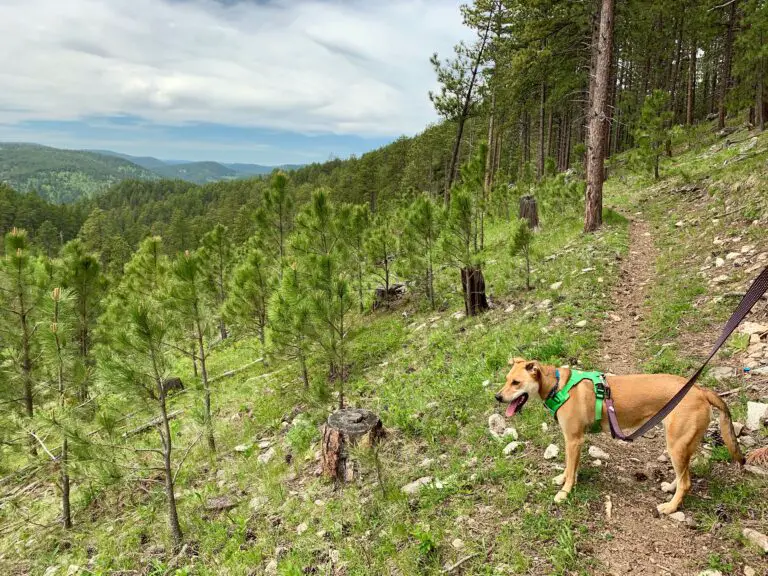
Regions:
[[589, 219, 738, 576]]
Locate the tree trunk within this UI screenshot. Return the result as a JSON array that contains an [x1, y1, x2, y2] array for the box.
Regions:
[[687, 36, 696, 125], [519, 195, 539, 229], [538, 82, 546, 180], [460, 266, 489, 317], [321, 408, 384, 485], [444, 7, 495, 206], [61, 438, 72, 529], [159, 397, 183, 550], [196, 326, 215, 454], [718, 0, 738, 129], [758, 37, 765, 132], [299, 349, 309, 390], [584, 0, 614, 233]]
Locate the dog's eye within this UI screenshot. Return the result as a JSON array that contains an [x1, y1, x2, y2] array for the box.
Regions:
[[511, 380, 520, 385]]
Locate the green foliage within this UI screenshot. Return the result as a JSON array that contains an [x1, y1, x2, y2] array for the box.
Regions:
[[400, 194, 442, 308], [256, 172, 294, 275], [199, 224, 233, 339], [338, 203, 370, 312], [365, 214, 397, 293], [509, 218, 534, 290], [633, 90, 674, 179], [225, 241, 272, 345]]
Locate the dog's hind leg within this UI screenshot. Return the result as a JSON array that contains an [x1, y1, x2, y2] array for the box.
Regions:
[[555, 433, 584, 503], [657, 410, 707, 514]]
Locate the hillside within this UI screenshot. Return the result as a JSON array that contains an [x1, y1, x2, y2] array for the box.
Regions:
[[0, 143, 159, 204], [1, 124, 766, 575]]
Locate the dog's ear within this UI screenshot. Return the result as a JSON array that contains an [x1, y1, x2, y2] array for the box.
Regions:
[[525, 361, 540, 376], [509, 356, 524, 366]]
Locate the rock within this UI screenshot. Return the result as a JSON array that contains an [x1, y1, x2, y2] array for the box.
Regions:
[[503, 442, 522, 455], [740, 137, 758, 153], [482, 379, 491, 387], [608, 313, 622, 322], [740, 436, 756, 448], [541, 423, 549, 432], [503, 427, 518, 440], [66, 567, 81, 576], [709, 366, 734, 381], [675, 221, 684, 227], [452, 311, 466, 320], [697, 571, 723, 576], [43, 568, 58, 576], [742, 528, 768, 553], [504, 304, 516, 313], [234, 444, 251, 453], [265, 559, 278, 575], [657, 453, 668, 463], [488, 414, 506, 437], [575, 320, 588, 328], [746, 402, 768, 430], [592, 459, 602, 466], [206, 496, 238, 512], [588, 446, 610, 460], [544, 444, 559, 460], [725, 251, 740, 260], [669, 511, 686, 522], [402, 476, 434, 495], [740, 322, 768, 335], [296, 522, 309, 535], [258, 447, 276, 464], [258, 440, 272, 449], [713, 274, 730, 284], [452, 538, 465, 550], [744, 465, 768, 477], [465, 456, 478, 468], [715, 257, 725, 268], [733, 422, 744, 437], [249, 495, 269, 511], [550, 281, 563, 290], [420, 458, 435, 468], [661, 481, 676, 493], [537, 299, 552, 310], [744, 566, 756, 576]]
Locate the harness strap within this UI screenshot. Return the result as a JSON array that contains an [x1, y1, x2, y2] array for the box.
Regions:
[[611, 265, 768, 442]]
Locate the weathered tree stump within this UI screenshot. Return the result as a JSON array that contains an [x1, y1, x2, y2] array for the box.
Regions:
[[460, 266, 489, 316], [519, 195, 539, 229], [321, 408, 384, 485], [372, 283, 406, 310]]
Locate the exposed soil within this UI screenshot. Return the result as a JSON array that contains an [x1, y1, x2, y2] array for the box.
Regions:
[[585, 218, 763, 576]]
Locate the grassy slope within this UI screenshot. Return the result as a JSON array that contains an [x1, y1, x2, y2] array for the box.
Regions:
[[2, 125, 767, 575]]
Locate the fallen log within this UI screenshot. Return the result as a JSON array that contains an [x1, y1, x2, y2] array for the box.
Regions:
[[209, 358, 264, 384], [122, 410, 183, 438]]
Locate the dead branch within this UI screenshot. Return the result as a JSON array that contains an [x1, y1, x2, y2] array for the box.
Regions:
[[209, 358, 264, 384], [122, 410, 183, 438]]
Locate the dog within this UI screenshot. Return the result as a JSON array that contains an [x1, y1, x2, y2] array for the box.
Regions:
[[495, 358, 744, 514]]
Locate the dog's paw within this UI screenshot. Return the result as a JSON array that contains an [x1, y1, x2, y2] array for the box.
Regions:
[[552, 473, 565, 486], [656, 501, 677, 515], [554, 489, 569, 504], [660, 481, 676, 494]]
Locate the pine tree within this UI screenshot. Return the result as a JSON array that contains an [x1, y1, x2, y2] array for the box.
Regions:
[[256, 171, 294, 278], [0, 228, 48, 454], [509, 218, 535, 290], [57, 239, 104, 401], [268, 263, 313, 389], [98, 238, 183, 549], [365, 214, 397, 296], [339, 203, 370, 312], [401, 195, 442, 309], [199, 224, 233, 340], [39, 286, 78, 528], [634, 90, 674, 179], [169, 250, 216, 453], [225, 241, 272, 346], [292, 190, 354, 406]]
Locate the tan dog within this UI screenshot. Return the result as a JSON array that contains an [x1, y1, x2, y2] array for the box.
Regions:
[[495, 358, 744, 514]]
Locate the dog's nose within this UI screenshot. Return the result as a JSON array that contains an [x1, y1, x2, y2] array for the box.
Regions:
[[494, 392, 503, 403]]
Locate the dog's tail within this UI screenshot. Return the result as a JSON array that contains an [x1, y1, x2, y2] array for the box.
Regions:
[[703, 388, 745, 465]]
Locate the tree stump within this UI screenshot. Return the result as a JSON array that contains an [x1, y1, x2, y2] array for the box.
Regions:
[[372, 283, 406, 310], [519, 195, 539, 229], [321, 408, 384, 485], [460, 266, 489, 316]]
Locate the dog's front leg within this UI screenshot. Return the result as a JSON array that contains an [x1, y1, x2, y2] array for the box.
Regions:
[[554, 434, 584, 503]]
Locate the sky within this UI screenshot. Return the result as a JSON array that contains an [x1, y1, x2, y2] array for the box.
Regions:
[[0, 0, 471, 165]]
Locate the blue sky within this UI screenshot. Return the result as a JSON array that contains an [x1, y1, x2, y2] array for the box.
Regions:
[[0, 0, 471, 165]]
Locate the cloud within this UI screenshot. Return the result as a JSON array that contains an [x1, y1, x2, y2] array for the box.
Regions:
[[0, 0, 470, 138]]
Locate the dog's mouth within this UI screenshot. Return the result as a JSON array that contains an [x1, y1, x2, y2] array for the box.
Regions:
[[505, 393, 529, 417]]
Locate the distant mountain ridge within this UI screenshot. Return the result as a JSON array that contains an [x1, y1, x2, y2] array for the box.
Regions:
[[0, 142, 305, 203]]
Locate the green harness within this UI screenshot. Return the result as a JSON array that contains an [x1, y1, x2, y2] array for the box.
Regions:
[[543, 369, 607, 432]]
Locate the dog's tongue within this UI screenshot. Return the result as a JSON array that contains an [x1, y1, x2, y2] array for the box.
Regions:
[[506, 396, 525, 417]]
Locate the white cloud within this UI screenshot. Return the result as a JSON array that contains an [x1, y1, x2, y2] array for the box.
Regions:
[[0, 0, 470, 137]]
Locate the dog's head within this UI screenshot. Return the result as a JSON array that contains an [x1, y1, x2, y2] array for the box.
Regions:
[[494, 357, 542, 417]]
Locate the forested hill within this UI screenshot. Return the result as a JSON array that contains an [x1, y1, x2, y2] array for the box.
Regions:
[[0, 143, 306, 202]]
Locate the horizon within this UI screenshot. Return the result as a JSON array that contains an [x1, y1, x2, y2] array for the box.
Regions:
[[0, 0, 472, 165]]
